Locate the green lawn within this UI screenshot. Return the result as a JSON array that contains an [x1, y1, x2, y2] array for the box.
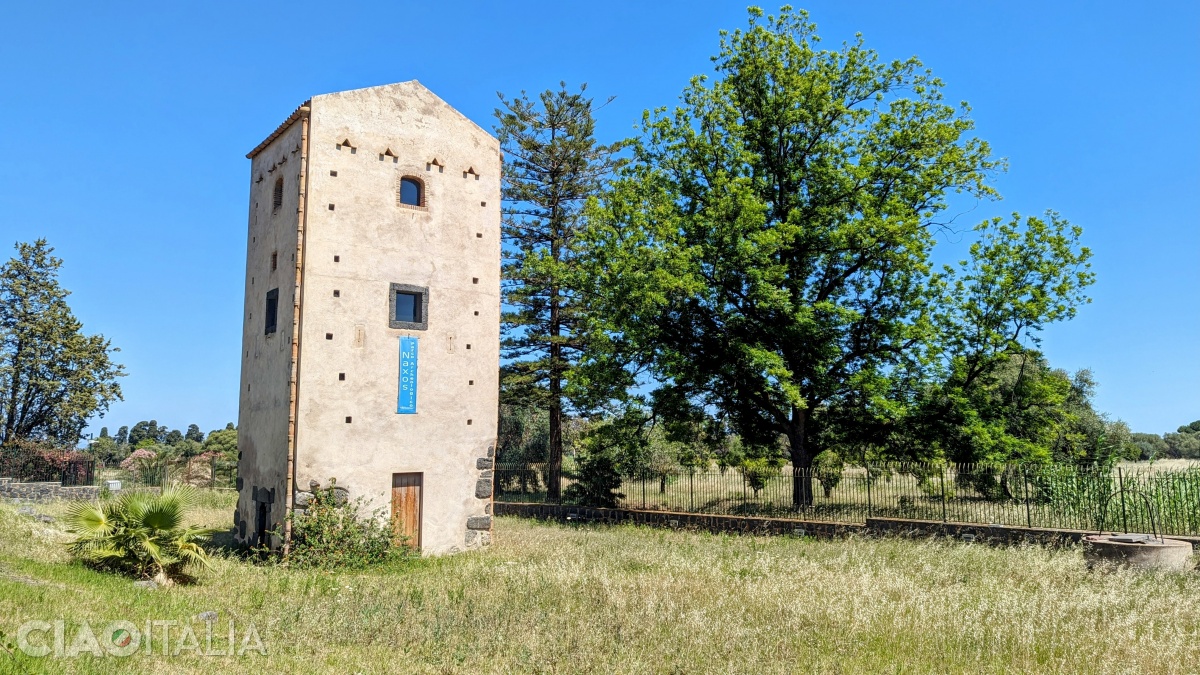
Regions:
[[0, 492, 1197, 674]]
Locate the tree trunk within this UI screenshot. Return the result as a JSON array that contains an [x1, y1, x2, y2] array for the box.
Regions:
[[548, 388, 562, 502], [787, 408, 815, 508], [547, 279, 563, 503], [2, 340, 22, 445]]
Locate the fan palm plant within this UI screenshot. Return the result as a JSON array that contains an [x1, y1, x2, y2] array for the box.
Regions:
[[64, 485, 218, 585]]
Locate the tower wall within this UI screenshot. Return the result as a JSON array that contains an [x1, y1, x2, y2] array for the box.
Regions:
[[293, 82, 500, 554], [236, 82, 500, 554], [235, 115, 307, 546]]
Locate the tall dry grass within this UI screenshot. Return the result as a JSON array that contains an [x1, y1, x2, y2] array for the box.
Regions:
[[0, 493, 1197, 674]]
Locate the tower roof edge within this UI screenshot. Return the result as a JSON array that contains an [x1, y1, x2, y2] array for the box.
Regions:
[[246, 100, 312, 160]]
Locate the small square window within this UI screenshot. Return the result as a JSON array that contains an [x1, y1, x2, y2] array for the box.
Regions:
[[333, 290, 340, 297], [339, 373, 346, 381], [330, 170, 338, 177], [328, 204, 335, 211], [345, 416, 352, 423], [395, 293, 420, 323], [326, 333, 333, 340], [334, 255, 340, 262], [388, 283, 429, 330]]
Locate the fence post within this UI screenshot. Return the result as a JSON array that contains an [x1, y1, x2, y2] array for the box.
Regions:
[[939, 467, 948, 523], [1022, 465, 1032, 529], [641, 474, 646, 510], [689, 472, 694, 512], [865, 465, 873, 519], [1117, 467, 1128, 534]]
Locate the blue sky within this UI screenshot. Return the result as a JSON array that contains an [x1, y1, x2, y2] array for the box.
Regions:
[[1, 1, 1196, 438]]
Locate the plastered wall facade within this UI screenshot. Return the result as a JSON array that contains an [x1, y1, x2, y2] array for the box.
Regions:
[[235, 82, 501, 555], [234, 117, 304, 548]]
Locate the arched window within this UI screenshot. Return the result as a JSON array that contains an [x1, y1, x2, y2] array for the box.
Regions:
[[399, 177, 424, 207], [272, 177, 284, 211]]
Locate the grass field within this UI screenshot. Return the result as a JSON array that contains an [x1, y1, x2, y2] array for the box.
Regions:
[[1, 492, 1198, 674]]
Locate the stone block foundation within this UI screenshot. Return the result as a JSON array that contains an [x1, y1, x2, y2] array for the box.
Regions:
[[0, 478, 100, 503]]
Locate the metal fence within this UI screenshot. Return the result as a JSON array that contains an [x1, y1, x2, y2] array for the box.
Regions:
[[94, 456, 237, 491], [495, 462, 1200, 537], [0, 454, 95, 486]]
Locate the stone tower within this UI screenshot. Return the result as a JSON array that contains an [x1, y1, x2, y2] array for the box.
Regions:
[[234, 82, 499, 555]]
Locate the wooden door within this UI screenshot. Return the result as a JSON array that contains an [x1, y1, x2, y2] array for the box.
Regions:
[[391, 473, 423, 549]]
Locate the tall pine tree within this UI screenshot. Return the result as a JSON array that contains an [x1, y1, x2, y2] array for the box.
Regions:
[[0, 240, 124, 446], [495, 84, 621, 501]]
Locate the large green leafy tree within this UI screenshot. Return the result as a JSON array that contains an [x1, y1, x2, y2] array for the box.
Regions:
[[201, 423, 237, 458], [583, 7, 1090, 505], [893, 214, 1095, 463], [901, 352, 1127, 466], [127, 420, 164, 447], [495, 84, 622, 501], [0, 240, 124, 446], [185, 424, 205, 443], [1164, 421, 1200, 459]]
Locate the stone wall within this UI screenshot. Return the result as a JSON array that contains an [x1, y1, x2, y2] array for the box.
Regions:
[[495, 502, 1200, 552], [494, 502, 862, 539], [0, 478, 100, 502]]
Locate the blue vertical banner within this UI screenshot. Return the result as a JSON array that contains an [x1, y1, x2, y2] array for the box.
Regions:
[[397, 336, 418, 414]]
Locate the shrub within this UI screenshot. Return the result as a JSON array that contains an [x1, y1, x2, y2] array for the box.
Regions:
[[64, 486, 218, 585], [0, 438, 89, 482], [564, 451, 624, 508], [119, 448, 163, 484], [285, 479, 400, 569], [739, 458, 780, 496], [812, 451, 845, 498]]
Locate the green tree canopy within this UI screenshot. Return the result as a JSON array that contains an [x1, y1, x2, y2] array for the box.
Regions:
[[0, 240, 124, 446], [185, 424, 205, 443], [201, 424, 237, 458], [127, 420, 163, 447], [582, 7, 1093, 504]]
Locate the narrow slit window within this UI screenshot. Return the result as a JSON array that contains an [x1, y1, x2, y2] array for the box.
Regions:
[[399, 177, 424, 207], [272, 177, 284, 211], [264, 289, 279, 335]]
